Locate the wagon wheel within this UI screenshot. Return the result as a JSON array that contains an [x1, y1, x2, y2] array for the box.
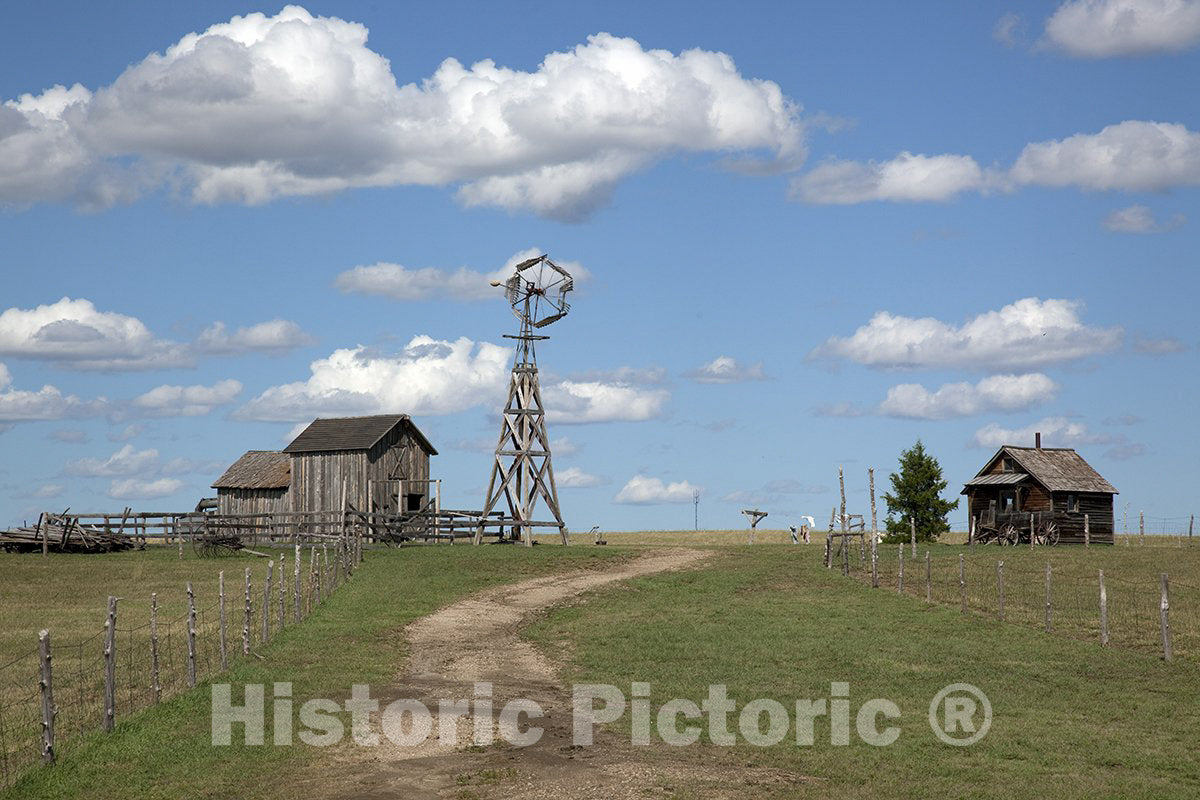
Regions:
[[999, 523, 1019, 546], [191, 534, 208, 557], [1039, 520, 1060, 546]]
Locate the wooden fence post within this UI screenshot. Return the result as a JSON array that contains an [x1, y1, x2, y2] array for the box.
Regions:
[[959, 554, 967, 613], [1140, 510, 1145, 546], [1044, 563, 1053, 632], [103, 596, 117, 732], [186, 582, 197, 688], [871, 538, 879, 588], [243, 568, 251, 656], [218, 572, 228, 671], [38, 629, 55, 764], [925, 550, 932, 603], [1084, 514, 1090, 548], [997, 561, 1005, 622], [263, 561, 273, 643], [150, 593, 161, 703], [824, 534, 831, 569], [1189, 514, 1193, 544], [278, 552, 287, 630], [842, 536, 849, 576], [1099, 570, 1109, 646], [909, 517, 916, 559], [898, 545, 905, 594], [1029, 512, 1035, 550], [310, 546, 319, 608], [293, 544, 302, 623], [1160, 573, 1172, 661], [37, 512, 46, 558], [969, 516, 976, 551]]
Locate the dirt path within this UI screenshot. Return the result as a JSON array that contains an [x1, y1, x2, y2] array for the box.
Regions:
[[314, 548, 804, 799]]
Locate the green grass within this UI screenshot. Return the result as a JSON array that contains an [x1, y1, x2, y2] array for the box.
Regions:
[[526, 545, 1200, 799], [1, 545, 629, 800]]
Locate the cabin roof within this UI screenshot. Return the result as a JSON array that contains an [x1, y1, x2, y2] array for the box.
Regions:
[[971, 446, 1117, 494], [212, 450, 291, 490], [963, 472, 1029, 488], [283, 414, 438, 456]]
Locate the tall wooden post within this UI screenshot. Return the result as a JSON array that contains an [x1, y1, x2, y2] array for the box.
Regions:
[[186, 583, 197, 688], [1084, 514, 1090, 548], [838, 465, 847, 539], [824, 534, 831, 569], [293, 544, 302, 623], [1140, 510, 1145, 546], [37, 512, 46, 558], [969, 516, 976, 550], [263, 561, 273, 643], [1099, 570, 1109, 646], [103, 596, 117, 732], [1189, 514, 1194, 544], [1160, 573, 1172, 661], [150, 593, 161, 702], [1029, 512, 1035, 549], [898, 545, 905, 594], [909, 517, 916, 558], [278, 552, 287, 630], [38, 630, 54, 764], [871, 536, 879, 588], [243, 568, 251, 656], [868, 467, 878, 566]]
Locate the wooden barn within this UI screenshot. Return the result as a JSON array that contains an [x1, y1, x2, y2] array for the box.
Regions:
[[211, 450, 291, 515], [961, 436, 1118, 544], [282, 414, 437, 514]]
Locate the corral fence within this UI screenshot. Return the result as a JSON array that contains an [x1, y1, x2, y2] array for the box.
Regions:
[[825, 532, 1198, 662], [0, 537, 362, 790]]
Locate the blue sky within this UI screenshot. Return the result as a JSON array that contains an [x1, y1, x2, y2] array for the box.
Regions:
[[1, 1, 1197, 532]]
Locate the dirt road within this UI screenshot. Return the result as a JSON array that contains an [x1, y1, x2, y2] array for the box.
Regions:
[[312, 548, 802, 799]]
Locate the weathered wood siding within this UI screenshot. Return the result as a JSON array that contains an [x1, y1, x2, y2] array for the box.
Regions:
[[1050, 492, 1114, 544], [1022, 484, 1052, 512], [289, 428, 431, 514], [217, 488, 289, 516]]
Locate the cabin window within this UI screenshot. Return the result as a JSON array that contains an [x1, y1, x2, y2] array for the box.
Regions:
[[999, 490, 1018, 514], [1001, 457, 1015, 473], [405, 493, 424, 512], [1066, 494, 1079, 513]]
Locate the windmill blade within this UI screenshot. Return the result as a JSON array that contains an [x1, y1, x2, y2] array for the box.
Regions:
[[533, 311, 566, 328], [514, 255, 546, 273]]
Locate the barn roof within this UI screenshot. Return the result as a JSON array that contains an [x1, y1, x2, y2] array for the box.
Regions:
[[212, 450, 291, 490], [972, 446, 1117, 494], [283, 415, 438, 455]]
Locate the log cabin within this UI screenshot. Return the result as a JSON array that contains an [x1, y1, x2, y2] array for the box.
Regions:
[[212, 415, 438, 516], [961, 434, 1117, 544]]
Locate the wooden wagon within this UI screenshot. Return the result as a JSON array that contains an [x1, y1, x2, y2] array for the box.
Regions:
[[974, 509, 1059, 546]]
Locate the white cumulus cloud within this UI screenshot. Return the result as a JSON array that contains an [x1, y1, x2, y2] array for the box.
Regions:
[[614, 475, 699, 504], [543, 380, 670, 424], [812, 298, 1122, 371], [557, 466, 608, 488], [133, 379, 243, 417], [1044, 0, 1200, 57], [684, 356, 766, 384], [0, 362, 105, 422], [879, 374, 1058, 419], [196, 320, 313, 354], [236, 335, 512, 421], [1, 8, 804, 220], [65, 444, 159, 477], [1103, 204, 1186, 232], [793, 152, 991, 204], [108, 477, 184, 500]]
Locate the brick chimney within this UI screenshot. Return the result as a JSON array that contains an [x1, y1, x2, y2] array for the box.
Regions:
[[1035, 431, 1041, 449]]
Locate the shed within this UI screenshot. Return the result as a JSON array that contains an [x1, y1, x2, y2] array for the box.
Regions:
[[282, 414, 438, 514], [211, 450, 291, 515], [962, 438, 1118, 544]]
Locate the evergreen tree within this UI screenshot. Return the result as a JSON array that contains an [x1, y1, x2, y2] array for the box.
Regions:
[[881, 440, 958, 543]]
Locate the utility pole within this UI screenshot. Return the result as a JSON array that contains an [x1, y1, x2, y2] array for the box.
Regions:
[[693, 490, 700, 531]]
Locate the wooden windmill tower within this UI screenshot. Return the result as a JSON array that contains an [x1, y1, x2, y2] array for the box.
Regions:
[[474, 254, 572, 546]]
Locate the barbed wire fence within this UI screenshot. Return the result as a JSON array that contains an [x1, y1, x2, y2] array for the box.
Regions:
[[0, 537, 362, 789], [827, 533, 1198, 662]]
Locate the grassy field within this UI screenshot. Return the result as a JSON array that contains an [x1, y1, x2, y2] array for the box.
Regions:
[[0, 544, 629, 798], [3, 537, 1198, 798], [526, 544, 1200, 799]]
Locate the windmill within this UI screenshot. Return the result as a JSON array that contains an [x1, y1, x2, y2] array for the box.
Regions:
[[474, 254, 572, 546]]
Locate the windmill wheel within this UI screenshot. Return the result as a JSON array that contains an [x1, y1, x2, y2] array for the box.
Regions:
[[498, 255, 573, 329], [999, 523, 1019, 546]]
